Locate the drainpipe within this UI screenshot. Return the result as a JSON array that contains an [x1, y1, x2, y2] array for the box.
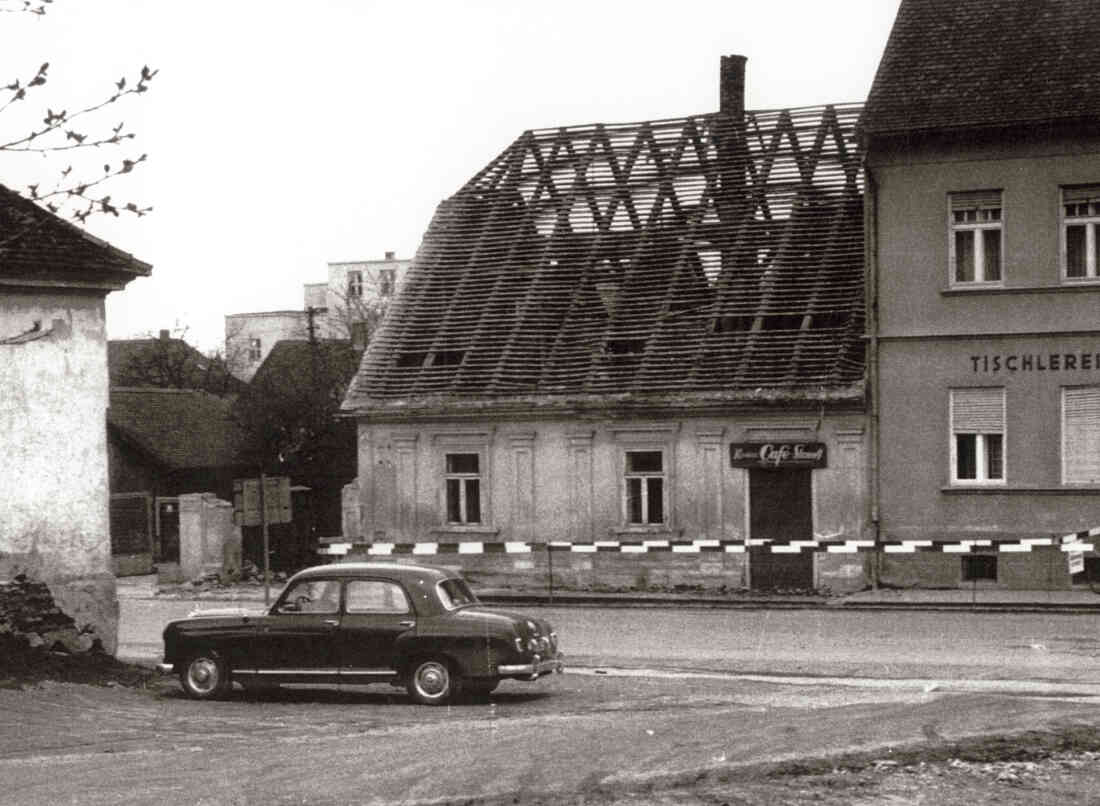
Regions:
[[865, 165, 881, 590]]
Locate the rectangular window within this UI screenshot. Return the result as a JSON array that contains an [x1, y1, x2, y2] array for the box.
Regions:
[[961, 555, 997, 582], [1062, 186, 1100, 281], [949, 191, 1003, 285], [624, 450, 665, 525], [379, 268, 396, 297], [1063, 386, 1100, 483], [248, 337, 262, 362], [444, 453, 481, 524], [951, 388, 1005, 484], [347, 270, 363, 299]]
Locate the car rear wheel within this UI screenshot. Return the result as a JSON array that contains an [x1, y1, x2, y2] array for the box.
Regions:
[[180, 652, 229, 700], [407, 657, 456, 705]]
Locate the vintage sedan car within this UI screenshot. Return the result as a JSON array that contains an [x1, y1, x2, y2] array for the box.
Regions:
[[157, 562, 563, 705]]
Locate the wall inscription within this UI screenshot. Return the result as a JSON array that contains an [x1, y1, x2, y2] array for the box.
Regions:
[[970, 352, 1100, 373]]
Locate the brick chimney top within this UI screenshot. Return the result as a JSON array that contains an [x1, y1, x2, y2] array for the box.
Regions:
[[720, 54, 747, 119], [158, 329, 170, 340], [384, 251, 395, 261]]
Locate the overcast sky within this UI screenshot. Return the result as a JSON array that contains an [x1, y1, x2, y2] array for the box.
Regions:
[[2, 0, 901, 354]]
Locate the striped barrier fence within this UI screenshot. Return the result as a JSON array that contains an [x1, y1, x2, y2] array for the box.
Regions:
[[317, 530, 1100, 557]]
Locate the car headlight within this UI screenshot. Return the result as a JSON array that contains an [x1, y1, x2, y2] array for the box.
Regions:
[[527, 638, 539, 653]]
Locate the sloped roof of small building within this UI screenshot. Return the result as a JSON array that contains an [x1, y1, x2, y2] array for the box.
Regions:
[[343, 103, 866, 416], [251, 339, 362, 391], [108, 337, 246, 395], [0, 184, 150, 289], [108, 388, 244, 471], [862, 0, 1100, 137]]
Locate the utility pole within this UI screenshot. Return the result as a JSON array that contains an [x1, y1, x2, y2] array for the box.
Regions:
[[259, 470, 270, 605]]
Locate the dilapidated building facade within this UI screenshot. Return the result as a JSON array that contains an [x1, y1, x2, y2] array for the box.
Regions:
[[341, 59, 870, 591], [0, 184, 150, 651]]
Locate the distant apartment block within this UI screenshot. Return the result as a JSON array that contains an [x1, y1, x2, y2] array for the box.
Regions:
[[225, 252, 411, 381]]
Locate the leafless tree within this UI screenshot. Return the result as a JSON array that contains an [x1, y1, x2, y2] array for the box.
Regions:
[[115, 327, 239, 397], [0, 0, 155, 236]]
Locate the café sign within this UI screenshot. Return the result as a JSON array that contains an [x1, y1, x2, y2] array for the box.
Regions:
[[729, 442, 828, 470]]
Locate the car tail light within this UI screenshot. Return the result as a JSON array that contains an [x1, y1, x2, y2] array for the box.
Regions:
[[514, 637, 524, 653]]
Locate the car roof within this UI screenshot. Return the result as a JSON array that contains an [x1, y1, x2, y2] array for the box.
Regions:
[[290, 562, 458, 584]]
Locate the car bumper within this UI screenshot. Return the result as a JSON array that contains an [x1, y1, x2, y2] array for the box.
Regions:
[[497, 654, 564, 677]]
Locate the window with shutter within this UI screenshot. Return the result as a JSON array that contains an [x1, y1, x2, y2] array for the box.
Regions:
[[1063, 386, 1100, 483], [950, 388, 1005, 484]]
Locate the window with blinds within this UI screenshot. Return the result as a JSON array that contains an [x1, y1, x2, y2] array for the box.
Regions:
[[1063, 386, 1100, 483], [951, 388, 1005, 483], [949, 190, 1003, 285], [1062, 185, 1100, 281]]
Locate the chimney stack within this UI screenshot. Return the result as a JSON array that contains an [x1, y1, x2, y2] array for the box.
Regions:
[[384, 251, 395, 261], [720, 54, 747, 119], [158, 328, 169, 340]]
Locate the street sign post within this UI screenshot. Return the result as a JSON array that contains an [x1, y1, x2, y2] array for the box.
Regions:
[[233, 476, 292, 604]]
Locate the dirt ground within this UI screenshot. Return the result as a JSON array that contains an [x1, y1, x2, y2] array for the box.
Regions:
[[470, 727, 1100, 805]]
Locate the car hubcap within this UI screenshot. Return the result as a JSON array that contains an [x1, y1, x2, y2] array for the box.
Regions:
[[416, 662, 448, 697], [188, 659, 218, 693]]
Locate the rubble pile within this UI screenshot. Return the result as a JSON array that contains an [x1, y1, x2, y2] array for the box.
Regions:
[[0, 575, 150, 688]]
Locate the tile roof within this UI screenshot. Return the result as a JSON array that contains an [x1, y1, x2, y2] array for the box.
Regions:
[[862, 0, 1100, 137], [108, 337, 246, 394], [0, 184, 150, 289], [250, 339, 362, 391], [108, 388, 244, 471], [343, 104, 866, 416]]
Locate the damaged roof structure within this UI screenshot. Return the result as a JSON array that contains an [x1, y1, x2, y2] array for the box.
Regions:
[[343, 58, 865, 417]]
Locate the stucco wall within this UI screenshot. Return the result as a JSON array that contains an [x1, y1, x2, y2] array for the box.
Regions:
[[224, 311, 308, 381], [870, 126, 1100, 589], [0, 291, 118, 652], [352, 412, 869, 592]]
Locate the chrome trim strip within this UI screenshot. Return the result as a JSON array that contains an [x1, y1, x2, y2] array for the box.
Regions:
[[498, 663, 534, 675], [338, 669, 397, 677], [155, 663, 173, 674], [249, 668, 342, 676]]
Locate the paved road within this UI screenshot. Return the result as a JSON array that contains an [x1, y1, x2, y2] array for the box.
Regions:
[[120, 598, 1100, 682], [0, 598, 1079, 804]]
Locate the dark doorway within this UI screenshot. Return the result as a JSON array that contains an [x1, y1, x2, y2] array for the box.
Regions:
[[749, 469, 814, 590]]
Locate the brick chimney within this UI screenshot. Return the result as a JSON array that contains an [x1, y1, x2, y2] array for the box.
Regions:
[[158, 328, 170, 340], [720, 54, 747, 119], [384, 251, 395, 261]]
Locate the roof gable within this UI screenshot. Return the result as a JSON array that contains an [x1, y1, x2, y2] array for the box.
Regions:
[[862, 0, 1100, 136], [0, 183, 150, 290], [344, 104, 866, 414]]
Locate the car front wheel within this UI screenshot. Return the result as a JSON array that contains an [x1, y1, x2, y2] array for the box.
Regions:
[[407, 657, 456, 705], [180, 652, 230, 700]]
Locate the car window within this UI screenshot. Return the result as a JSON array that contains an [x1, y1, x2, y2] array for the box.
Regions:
[[278, 579, 340, 614], [436, 578, 478, 610], [345, 580, 410, 614]]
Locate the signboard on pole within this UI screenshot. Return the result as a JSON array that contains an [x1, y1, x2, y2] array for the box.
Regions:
[[1068, 549, 1085, 576], [233, 477, 292, 526]]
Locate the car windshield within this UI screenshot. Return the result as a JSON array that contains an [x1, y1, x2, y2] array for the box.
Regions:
[[436, 578, 479, 610]]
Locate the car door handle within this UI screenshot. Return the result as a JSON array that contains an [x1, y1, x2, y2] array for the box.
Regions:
[[323, 619, 339, 627], [399, 621, 415, 628]]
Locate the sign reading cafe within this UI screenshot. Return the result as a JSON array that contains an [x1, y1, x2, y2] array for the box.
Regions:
[[729, 442, 828, 470]]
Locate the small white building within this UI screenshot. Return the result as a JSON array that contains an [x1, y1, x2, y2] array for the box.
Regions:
[[225, 252, 411, 381]]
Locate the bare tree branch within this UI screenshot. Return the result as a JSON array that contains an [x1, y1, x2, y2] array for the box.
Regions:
[[0, 3, 155, 225]]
